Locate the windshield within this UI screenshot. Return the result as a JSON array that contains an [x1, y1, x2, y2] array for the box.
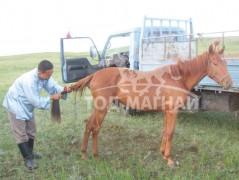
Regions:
[[105, 35, 130, 58]]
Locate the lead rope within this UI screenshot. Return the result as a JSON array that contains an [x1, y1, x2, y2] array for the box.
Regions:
[[198, 33, 207, 51], [74, 91, 77, 121]]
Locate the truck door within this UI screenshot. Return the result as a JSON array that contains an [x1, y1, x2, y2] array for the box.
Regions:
[[60, 37, 102, 83]]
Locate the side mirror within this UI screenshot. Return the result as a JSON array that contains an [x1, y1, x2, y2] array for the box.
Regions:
[[90, 46, 97, 59]]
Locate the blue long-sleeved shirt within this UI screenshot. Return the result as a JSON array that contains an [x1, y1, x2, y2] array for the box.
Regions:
[[2, 68, 67, 120]]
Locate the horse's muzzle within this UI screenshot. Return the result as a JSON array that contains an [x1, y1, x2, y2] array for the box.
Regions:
[[222, 76, 233, 90]]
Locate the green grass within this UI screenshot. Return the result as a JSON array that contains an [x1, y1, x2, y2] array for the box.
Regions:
[[0, 53, 239, 179]]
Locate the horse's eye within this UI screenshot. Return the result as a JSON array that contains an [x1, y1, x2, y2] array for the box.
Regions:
[[213, 61, 218, 66]]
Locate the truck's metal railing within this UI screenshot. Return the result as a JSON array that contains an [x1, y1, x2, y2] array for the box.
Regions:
[[140, 16, 194, 63], [140, 29, 239, 92], [142, 16, 193, 38], [141, 30, 239, 60]]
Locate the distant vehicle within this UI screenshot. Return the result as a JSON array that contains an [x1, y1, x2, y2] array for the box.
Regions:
[[60, 16, 239, 114]]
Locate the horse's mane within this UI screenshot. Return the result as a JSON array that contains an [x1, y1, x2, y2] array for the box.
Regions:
[[170, 51, 209, 78]]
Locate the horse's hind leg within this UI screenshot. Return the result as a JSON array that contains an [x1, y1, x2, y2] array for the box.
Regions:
[[92, 109, 108, 157], [81, 110, 96, 159]]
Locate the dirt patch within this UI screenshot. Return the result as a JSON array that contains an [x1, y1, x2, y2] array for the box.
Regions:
[[97, 124, 162, 161]]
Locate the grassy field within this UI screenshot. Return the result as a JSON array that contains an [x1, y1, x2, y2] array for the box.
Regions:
[[0, 53, 239, 179], [197, 35, 239, 56]]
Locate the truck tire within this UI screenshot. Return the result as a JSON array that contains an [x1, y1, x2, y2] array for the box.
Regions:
[[118, 103, 136, 116], [112, 100, 136, 116]]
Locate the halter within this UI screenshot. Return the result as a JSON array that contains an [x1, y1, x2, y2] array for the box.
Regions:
[[207, 57, 230, 86]]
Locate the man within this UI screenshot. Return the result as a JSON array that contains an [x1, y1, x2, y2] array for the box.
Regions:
[[2, 60, 71, 170]]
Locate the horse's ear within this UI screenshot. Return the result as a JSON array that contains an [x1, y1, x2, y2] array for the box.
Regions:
[[209, 40, 220, 55], [209, 44, 215, 55], [214, 40, 220, 47], [218, 44, 225, 55]]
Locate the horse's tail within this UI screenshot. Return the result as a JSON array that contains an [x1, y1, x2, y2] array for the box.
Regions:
[[51, 90, 68, 123], [70, 73, 95, 96], [51, 99, 61, 123]]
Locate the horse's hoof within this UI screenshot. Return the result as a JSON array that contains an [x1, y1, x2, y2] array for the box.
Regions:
[[82, 153, 87, 160], [167, 162, 176, 170], [93, 154, 98, 158]]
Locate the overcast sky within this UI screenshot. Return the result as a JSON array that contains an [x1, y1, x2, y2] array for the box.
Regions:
[[0, 0, 238, 56]]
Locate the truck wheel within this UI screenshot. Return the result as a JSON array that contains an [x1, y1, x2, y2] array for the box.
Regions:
[[113, 100, 136, 116], [118, 103, 136, 116]]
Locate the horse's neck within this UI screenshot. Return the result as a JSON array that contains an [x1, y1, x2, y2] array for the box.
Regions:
[[178, 53, 208, 90], [184, 72, 206, 90]]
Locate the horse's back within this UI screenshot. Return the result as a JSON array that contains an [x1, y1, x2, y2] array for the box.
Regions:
[[93, 67, 121, 82], [90, 67, 121, 94]]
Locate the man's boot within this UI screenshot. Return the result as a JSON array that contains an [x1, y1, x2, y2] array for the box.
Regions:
[[28, 138, 41, 159], [18, 142, 37, 170]]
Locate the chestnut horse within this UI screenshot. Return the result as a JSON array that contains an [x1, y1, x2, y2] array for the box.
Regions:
[[70, 41, 232, 168]]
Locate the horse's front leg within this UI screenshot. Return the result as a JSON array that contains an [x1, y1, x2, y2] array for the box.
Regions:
[[160, 114, 167, 156], [163, 109, 179, 168]]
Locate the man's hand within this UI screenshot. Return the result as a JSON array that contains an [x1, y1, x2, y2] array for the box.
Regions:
[[65, 86, 72, 93], [50, 93, 62, 100], [62, 86, 72, 94]]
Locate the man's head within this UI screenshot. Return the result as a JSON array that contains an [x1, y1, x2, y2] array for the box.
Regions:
[[38, 60, 53, 80]]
